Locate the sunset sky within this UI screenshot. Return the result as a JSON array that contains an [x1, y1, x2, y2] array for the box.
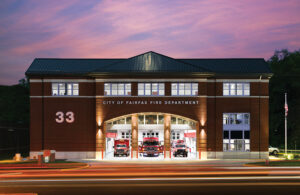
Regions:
[[0, 0, 299, 85]]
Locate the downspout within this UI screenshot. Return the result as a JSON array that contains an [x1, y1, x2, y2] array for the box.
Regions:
[[259, 75, 262, 158], [215, 78, 217, 159], [42, 78, 44, 150]]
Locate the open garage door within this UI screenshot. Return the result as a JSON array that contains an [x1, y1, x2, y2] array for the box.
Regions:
[[105, 117, 132, 160]]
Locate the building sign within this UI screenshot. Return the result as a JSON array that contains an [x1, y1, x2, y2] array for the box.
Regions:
[[184, 132, 196, 138], [106, 133, 117, 138], [102, 100, 199, 105]]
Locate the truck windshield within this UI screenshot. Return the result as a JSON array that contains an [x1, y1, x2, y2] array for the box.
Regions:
[[116, 144, 127, 147], [143, 141, 159, 146], [176, 145, 185, 147]]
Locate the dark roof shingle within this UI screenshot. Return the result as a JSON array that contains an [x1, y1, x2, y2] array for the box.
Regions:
[[25, 51, 272, 76]]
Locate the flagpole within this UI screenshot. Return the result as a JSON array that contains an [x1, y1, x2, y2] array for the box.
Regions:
[[285, 93, 287, 155]]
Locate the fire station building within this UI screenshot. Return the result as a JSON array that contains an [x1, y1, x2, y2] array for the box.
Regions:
[[26, 51, 272, 160]]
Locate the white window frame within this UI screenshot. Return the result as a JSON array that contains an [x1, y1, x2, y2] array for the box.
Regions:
[[223, 82, 250, 96], [223, 113, 250, 125], [223, 113, 250, 152], [223, 130, 250, 152], [52, 83, 79, 96], [138, 83, 165, 96], [104, 83, 131, 96], [171, 83, 198, 96]]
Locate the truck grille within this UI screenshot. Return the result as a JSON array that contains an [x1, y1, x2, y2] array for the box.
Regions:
[[116, 149, 124, 153], [146, 147, 157, 151], [177, 149, 185, 154]]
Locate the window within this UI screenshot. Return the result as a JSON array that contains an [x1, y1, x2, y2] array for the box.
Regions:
[[158, 115, 164, 124], [171, 117, 177, 124], [138, 83, 164, 96], [104, 83, 131, 96], [172, 132, 180, 140], [145, 115, 157, 124], [223, 130, 250, 152], [223, 83, 250, 96], [121, 131, 130, 139], [52, 83, 79, 96], [126, 117, 132, 124], [223, 113, 250, 152], [138, 115, 144, 124], [223, 113, 250, 125], [171, 83, 198, 96]]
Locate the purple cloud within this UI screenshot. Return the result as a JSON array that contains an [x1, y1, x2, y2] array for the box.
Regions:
[[0, 0, 299, 84]]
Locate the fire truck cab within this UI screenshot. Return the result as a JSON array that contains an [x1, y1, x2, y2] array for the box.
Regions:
[[114, 139, 130, 157], [140, 137, 161, 157], [172, 140, 188, 157]]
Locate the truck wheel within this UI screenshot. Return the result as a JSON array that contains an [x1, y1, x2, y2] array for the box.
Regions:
[[273, 150, 278, 155]]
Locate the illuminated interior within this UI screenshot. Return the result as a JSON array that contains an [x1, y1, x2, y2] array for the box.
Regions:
[[105, 113, 197, 160]]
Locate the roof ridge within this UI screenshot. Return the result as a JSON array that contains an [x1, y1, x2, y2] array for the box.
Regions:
[[100, 51, 210, 72]]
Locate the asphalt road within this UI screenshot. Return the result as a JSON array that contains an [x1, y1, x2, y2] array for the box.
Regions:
[[2, 177, 300, 195], [1, 161, 300, 194]]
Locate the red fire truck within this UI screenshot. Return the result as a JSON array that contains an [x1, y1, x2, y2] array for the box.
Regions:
[[140, 137, 161, 157], [114, 139, 130, 157], [172, 140, 188, 157]]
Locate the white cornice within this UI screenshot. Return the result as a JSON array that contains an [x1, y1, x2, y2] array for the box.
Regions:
[[30, 78, 269, 83], [30, 95, 269, 98], [206, 79, 269, 83]]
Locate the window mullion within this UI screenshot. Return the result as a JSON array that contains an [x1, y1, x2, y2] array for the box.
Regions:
[[65, 83, 67, 95], [110, 83, 112, 96]]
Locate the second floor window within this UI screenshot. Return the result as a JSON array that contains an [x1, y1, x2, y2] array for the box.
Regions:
[[223, 83, 250, 96], [52, 83, 79, 96], [171, 83, 198, 96], [104, 83, 131, 96], [223, 113, 250, 125], [138, 83, 164, 96]]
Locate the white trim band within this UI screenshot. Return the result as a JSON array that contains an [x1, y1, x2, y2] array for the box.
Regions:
[[30, 96, 95, 98], [207, 79, 269, 83], [30, 79, 94, 83], [30, 95, 269, 98], [30, 78, 269, 83]]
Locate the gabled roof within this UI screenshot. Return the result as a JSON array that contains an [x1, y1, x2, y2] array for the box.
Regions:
[[96, 51, 208, 73], [25, 51, 272, 76]]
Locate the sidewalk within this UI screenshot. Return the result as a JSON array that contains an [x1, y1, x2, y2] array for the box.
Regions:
[[0, 160, 88, 170], [74, 158, 265, 167]]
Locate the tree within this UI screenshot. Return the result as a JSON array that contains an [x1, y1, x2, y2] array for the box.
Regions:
[[268, 49, 300, 149]]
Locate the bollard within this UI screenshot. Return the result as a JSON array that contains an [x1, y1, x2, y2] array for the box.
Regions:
[[265, 159, 269, 166], [50, 150, 56, 162], [43, 150, 51, 163], [37, 152, 43, 165], [15, 153, 22, 162], [199, 149, 201, 160]]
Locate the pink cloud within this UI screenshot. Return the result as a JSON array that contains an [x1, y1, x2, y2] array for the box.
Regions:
[[0, 0, 300, 84]]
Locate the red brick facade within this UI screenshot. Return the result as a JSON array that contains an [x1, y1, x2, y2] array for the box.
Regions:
[[29, 77, 269, 159]]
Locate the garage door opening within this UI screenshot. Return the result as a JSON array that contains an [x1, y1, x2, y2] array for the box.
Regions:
[[105, 116, 132, 160], [104, 113, 198, 160]]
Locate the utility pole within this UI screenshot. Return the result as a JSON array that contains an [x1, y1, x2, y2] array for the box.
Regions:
[[284, 93, 288, 154]]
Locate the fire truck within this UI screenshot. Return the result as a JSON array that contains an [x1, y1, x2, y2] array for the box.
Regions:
[[140, 137, 161, 157], [114, 139, 130, 157], [172, 140, 188, 157]]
